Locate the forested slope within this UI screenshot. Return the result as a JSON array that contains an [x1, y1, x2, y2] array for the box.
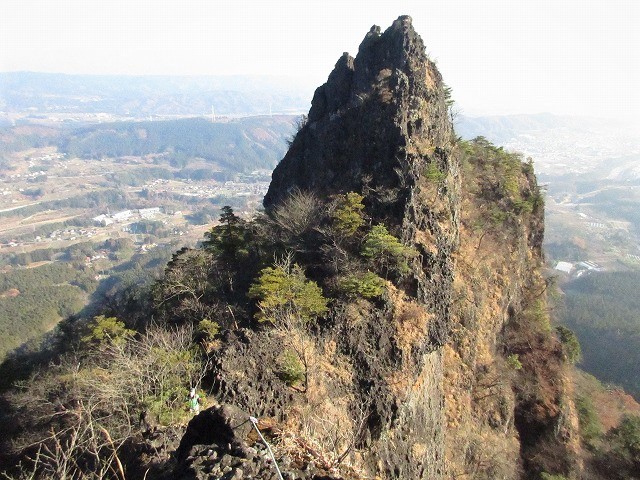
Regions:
[[559, 271, 640, 398]]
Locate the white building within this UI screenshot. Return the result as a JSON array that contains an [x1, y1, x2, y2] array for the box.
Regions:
[[113, 210, 133, 222], [92, 214, 113, 226], [577, 261, 602, 271], [555, 261, 573, 274], [139, 207, 161, 219]]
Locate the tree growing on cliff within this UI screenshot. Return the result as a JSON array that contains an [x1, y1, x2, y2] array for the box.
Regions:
[[203, 206, 251, 261], [331, 192, 366, 238], [248, 255, 328, 390], [248, 255, 328, 329], [262, 189, 324, 254], [361, 224, 417, 276], [81, 315, 135, 349], [338, 271, 386, 299], [556, 325, 582, 364], [152, 247, 220, 324]]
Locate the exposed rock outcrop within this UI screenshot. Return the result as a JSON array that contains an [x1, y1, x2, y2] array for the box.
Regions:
[[176, 16, 579, 480], [265, 15, 458, 478], [265, 15, 452, 213]]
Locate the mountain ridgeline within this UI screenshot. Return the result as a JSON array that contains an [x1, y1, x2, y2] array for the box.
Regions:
[[1, 16, 590, 480], [59, 116, 293, 173], [0, 72, 310, 117]]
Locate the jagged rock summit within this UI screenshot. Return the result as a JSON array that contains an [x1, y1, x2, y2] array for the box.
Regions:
[[265, 15, 453, 211], [267, 13, 460, 358], [254, 15, 579, 479], [257, 16, 460, 479]]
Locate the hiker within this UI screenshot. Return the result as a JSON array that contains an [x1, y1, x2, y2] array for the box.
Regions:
[[187, 387, 201, 414]]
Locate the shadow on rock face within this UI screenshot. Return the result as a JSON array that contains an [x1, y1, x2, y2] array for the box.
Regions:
[[176, 404, 253, 463]]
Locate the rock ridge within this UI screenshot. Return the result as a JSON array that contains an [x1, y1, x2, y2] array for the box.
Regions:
[[264, 15, 452, 211], [182, 15, 577, 480], [260, 15, 459, 479]]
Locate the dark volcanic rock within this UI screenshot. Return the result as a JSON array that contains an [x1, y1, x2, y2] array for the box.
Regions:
[[261, 15, 459, 480], [264, 15, 452, 213], [156, 14, 578, 480], [167, 13, 575, 480], [173, 404, 341, 479], [176, 404, 252, 463]]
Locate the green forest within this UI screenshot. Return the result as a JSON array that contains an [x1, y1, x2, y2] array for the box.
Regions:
[[58, 117, 291, 172], [0, 242, 175, 362], [559, 271, 640, 398], [0, 263, 89, 358]]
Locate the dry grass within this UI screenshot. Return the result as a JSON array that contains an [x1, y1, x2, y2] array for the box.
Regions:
[[387, 285, 433, 357], [414, 229, 438, 255], [442, 156, 555, 478], [273, 336, 371, 477]]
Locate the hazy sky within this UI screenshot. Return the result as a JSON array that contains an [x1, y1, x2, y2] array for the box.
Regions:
[[2, 0, 639, 119]]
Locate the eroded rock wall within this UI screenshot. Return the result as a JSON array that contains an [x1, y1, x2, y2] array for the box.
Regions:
[[180, 16, 579, 480]]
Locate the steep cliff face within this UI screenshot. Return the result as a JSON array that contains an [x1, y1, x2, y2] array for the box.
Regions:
[[265, 15, 453, 216], [267, 12, 458, 365], [263, 15, 458, 478], [443, 140, 582, 479], [176, 16, 578, 480]]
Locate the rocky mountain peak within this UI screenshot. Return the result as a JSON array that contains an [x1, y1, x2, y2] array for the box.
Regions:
[[259, 19, 461, 478], [0, 15, 587, 480], [264, 15, 453, 210]]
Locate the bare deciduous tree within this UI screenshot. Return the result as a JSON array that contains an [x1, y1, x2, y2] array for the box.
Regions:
[[3, 324, 210, 479]]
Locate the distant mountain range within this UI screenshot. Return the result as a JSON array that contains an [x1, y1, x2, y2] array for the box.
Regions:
[[0, 72, 312, 117], [3, 72, 635, 137], [0, 115, 296, 176], [58, 116, 295, 172], [4, 72, 640, 183]]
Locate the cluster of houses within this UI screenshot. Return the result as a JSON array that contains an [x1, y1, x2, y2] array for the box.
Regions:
[[146, 179, 269, 199], [1, 226, 101, 249]]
